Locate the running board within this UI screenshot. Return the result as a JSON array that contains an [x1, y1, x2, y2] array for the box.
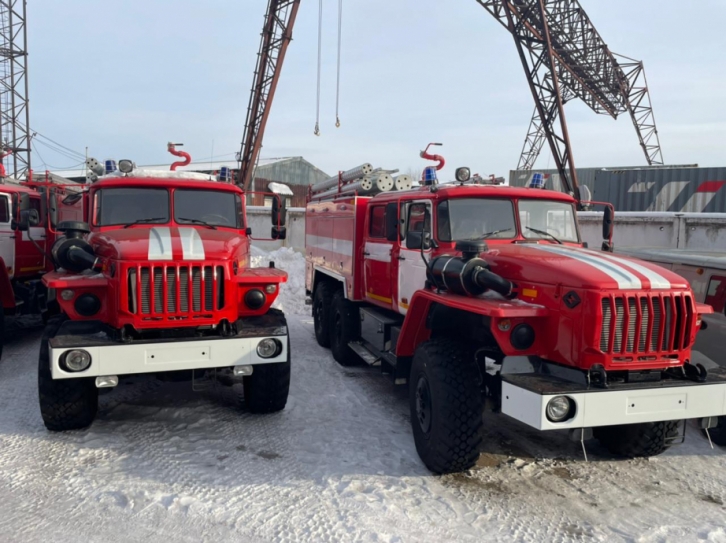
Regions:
[[348, 341, 380, 366]]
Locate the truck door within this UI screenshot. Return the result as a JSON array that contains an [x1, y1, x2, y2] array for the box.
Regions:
[[0, 193, 14, 277], [14, 194, 46, 276], [363, 203, 396, 309], [397, 201, 432, 315]]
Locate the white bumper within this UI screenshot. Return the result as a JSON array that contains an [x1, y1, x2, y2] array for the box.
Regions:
[[50, 336, 288, 380], [502, 380, 726, 431]]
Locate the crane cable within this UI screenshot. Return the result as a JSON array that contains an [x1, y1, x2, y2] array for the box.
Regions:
[[314, 0, 323, 136], [335, 0, 343, 128]]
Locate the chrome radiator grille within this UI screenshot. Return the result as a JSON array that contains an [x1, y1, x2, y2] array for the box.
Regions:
[[128, 264, 225, 317], [599, 293, 693, 355]]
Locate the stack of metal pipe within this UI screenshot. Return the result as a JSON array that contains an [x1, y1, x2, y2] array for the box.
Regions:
[[311, 163, 416, 200]]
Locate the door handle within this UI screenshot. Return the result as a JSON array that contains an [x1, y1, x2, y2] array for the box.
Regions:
[[397, 256, 406, 261], [363, 251, 370, 256]]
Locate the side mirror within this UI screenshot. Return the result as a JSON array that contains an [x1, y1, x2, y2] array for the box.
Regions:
[[16, 208, 39, 231], [272, 226, 287, 240], [601, 240, 614, 253], [406, 231, 431, 250], [602, 205, 614, 241], [272, 196, 287, 227]]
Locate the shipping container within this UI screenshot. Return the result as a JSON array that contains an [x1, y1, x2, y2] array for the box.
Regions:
[[508, 164, 726, 212]]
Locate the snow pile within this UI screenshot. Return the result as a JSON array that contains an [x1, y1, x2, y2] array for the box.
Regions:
[[251, 246, 308, 315]]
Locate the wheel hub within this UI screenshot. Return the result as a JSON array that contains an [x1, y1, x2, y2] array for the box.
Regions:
[[415, 376, 432, 434]]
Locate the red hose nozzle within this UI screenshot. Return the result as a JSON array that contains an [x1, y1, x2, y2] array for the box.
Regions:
[[420, 142, 445, 171], [168, 142, 191, 171]]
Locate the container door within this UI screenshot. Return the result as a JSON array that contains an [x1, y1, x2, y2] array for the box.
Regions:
[[397, 201, 432, 315], [363, 204, 394, 309], [0, 194, 14, 278]]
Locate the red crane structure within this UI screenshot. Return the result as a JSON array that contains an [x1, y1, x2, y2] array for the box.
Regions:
[[238, 0, 301, 191], [475, 0, 664, 200]]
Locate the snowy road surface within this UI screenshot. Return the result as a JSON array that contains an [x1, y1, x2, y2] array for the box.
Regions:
[[2, 314, 726, 542]]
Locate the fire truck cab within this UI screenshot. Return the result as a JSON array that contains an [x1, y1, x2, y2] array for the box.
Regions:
[[306, 171, 726, 473], [37, 165, 291, 432]]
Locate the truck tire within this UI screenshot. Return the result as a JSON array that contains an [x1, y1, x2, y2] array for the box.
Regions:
[[243, 339, 291, 414], [409, 338, 483, 474], [706, 417, 726, 447], [38, 316, 98, 431], [329, 289, 360, 366], [313, 282, 335, 348], [594, 420, 682, 458]]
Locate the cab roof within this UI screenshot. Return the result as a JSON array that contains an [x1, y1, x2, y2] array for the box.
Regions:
[[91, 176, 243, 193], [368, 183, 576, 203]]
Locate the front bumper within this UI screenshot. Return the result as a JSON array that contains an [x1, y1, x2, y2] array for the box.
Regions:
[[48, 314, 288, 380], [502, 369, 726, 431]]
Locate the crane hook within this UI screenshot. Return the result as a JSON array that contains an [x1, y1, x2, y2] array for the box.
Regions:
[[335, 117, 341, 128], [314, 123, 321, 137]]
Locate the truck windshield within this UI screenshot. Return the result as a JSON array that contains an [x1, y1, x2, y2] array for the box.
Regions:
[[95, 188, 169, 226], [437, 199, 516, 241], [174, 189, 242, 228], [519, 200, 579, 242]]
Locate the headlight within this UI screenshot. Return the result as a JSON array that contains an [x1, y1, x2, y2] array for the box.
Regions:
[[546, 396, 575, 423], [256, 338, 282, 359], [245, 288, 266, 310], [60, 289, 74, 301], [62, 349, 92, 372], [265, 284, 277, 294], [455, 167, 471, 182], [75, 293, 101, 316]]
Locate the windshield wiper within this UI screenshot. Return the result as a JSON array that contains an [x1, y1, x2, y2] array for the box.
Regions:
[[123, 217, 166, 228], [526, 226, 563, 244], [177, 217, 217, 230], [479, 228, 513, 239]]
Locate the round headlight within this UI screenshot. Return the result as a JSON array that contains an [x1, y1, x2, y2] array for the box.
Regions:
[[510, 323, 535, 350], [455, 167, 471, 183], [75, 293, 101, 317], [546, 396, 575, 423], [257, 338, 282, 359], [245, 288, 266, 310], [62, 349, 92, 372]]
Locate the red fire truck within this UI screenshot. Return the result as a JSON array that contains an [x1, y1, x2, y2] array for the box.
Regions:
[[35, 158, 291, 431], [0, 174, 84, 358], [306, 166, 726, 473]]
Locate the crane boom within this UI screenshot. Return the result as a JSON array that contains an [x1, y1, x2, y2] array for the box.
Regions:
[[238, 0, 301, 190]]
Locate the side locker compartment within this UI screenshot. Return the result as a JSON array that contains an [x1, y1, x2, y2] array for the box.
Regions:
[[332, 198, 356, 299], [357, 306, 407, 383]]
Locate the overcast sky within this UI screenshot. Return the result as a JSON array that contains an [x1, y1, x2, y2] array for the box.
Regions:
[[27, 0, 726, 182]]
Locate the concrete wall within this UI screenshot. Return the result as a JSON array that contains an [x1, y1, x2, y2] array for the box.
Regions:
[[247, 206, 306, 253], [578, 212, 726, 250]]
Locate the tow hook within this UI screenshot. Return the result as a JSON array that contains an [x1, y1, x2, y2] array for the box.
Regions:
[[588, 364, 608, 389], [683, 362, 708, 383]]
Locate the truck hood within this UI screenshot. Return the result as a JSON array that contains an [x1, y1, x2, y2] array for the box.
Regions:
[[90, 226, 247, 262], [484, 243, 690, 291]]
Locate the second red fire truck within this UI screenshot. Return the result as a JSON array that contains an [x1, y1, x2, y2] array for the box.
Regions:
[[306, 162, 726, 473]]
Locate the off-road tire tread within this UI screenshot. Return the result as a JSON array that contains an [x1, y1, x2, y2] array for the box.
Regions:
[[594, 420, 681, 458], [313, 282, 335, 348], [410, 338, 483, 474], [243, 339, 291, 414], [38, 315, 98, 431], [329, 289, 360, 366]]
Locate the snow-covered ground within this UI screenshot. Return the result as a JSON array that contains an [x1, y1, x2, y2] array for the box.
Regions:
[[2, 269, 726, 541]]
